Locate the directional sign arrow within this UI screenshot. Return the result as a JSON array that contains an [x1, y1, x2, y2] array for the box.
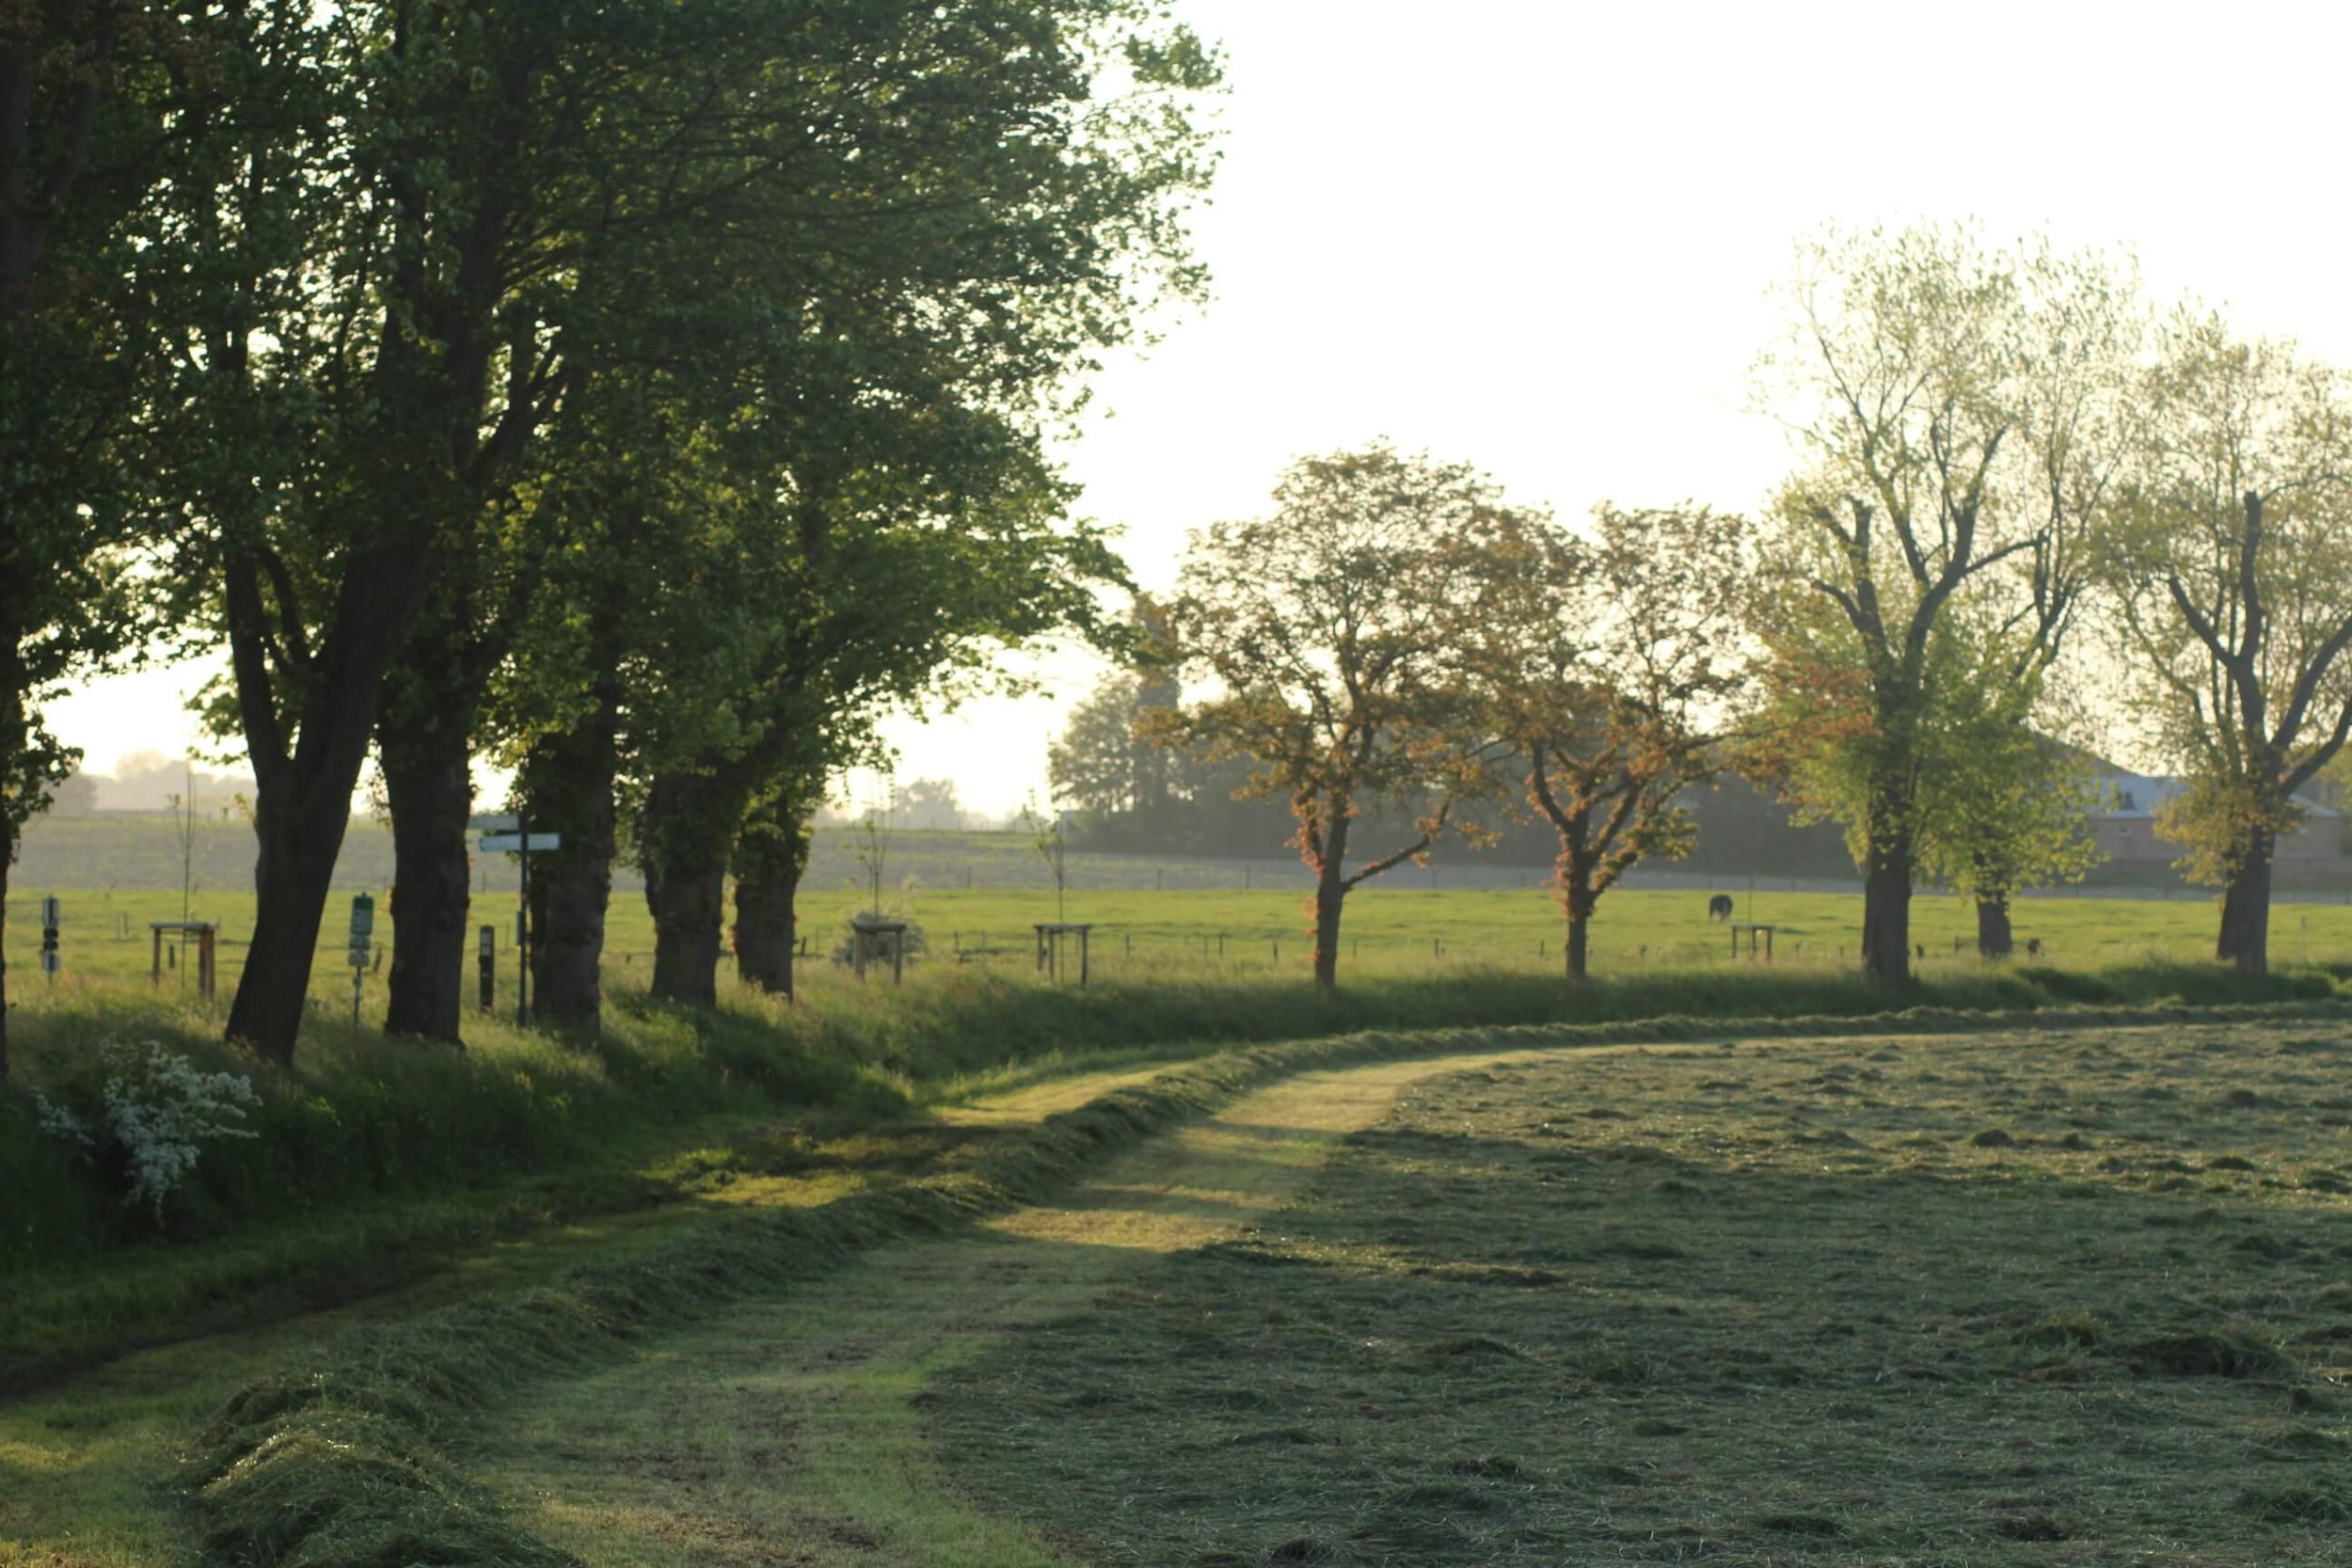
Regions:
[[468, 813, 522, 832], [479, 832, 562, 853]]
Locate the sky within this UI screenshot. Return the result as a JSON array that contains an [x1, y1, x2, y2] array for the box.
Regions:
[[51, 0, 2352, 817]]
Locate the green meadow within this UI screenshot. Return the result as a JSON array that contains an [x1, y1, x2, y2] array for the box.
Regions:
[[12, 881, 2352, 1014]]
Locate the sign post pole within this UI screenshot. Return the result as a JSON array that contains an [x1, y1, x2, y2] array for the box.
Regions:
[[470, 816, 558, 1029], [348, 893, 374, 1026], [518, 812, 530, 1026], [40, 895, 59, 983]]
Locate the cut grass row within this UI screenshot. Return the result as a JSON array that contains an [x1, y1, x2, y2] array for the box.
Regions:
[[472, 1053, 1520, 1567], [8, 998, 2337, 1567]]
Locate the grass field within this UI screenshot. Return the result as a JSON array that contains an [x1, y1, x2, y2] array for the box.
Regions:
[[934, 1019, 2352, 1564], [14, 882, 2352, 1017]]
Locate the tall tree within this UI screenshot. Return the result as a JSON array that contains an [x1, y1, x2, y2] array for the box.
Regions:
[[0, 0, 244, 1073], [180, 0, 664, 1060], [632, 396, 1122, 1006], [1751, 225, 2136, 979], [2099, 317, 2352, 974], [1153, 444, 1515, 988], [1471, 504, 1750, 979], [372, 0, 1217, 1039]]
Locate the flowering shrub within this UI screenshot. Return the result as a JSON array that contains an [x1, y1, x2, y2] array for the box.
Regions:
[[34, 1040, 261, 1221]]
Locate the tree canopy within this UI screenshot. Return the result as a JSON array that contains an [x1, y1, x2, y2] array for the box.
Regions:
[[1154, 444, 1520, 987]]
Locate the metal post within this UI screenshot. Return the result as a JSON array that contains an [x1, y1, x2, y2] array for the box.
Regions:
[[478, 925, 496, 1012]]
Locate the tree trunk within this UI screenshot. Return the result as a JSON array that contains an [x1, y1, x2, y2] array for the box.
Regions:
[[640, 771, 735, 1006], [734, 797, 811, 998], [224, 527, 439, 1062], [2217, 830, 2274, 975], [1565, 910, 1589, 980], [230, 771, 363, 1062], [0, 824, 12, 1079], [522, 707, 617, 1029], [1309, 810, 1349, 990], [1859, 836, 1913, 982], [1976, 894, 2012, 959], [378, 713, 471, 1043]]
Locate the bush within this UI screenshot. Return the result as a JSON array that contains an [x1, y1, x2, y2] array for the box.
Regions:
[[34, 1038, 261, 1225]]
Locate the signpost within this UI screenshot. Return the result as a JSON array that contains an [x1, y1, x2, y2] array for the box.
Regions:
[[40, 895, 59, 981], [348, 893, 374, 1023], [471, 814, 560, 1024], [478, 832, 560, 853], [478, 925, 496, 1014]]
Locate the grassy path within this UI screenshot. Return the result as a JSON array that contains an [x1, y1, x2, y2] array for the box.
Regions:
[[472, 1050, 1555, 1566]]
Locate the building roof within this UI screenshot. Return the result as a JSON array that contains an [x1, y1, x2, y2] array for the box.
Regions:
[[2089, 770, 2340, 822]]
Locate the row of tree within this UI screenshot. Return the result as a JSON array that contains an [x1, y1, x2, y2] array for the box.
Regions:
[[1088, 229, 2352, 987], [0, 0, 1220, 1072]]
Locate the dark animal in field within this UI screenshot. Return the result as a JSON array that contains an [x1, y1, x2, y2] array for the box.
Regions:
[[2026, 938, 2044, 958], [1915, 943, 1926, 960], [1708, 895, 1734, 922]]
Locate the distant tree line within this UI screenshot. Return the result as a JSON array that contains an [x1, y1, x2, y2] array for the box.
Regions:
[[0, 0, 1220, 1073], [1047, 227, 2352, 987]]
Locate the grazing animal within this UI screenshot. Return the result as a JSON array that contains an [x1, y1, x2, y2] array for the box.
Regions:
[[1708, 895, 1735, 922], [2026, 938, 2044, 958], [1915, 942, 1926, 960]]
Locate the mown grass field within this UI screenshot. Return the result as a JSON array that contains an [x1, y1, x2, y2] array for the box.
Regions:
[[8, 1007, 2352, 1565], [935, 1018, 2352, 1565]]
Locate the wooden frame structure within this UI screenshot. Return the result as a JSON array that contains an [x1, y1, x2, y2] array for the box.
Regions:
[[151, 921, 220, 998], [1033, 922, 1093, 987], [850, 918, 909, 984]]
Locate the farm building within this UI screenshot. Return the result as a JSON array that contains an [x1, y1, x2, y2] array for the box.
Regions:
[[2088, 771, 2344, 863]]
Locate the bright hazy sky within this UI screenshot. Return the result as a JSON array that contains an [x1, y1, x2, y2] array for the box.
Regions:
[[53, 0, 2352, 817]]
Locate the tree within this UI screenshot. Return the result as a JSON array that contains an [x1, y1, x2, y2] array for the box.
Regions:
[[894, 779, 967, 832], [610, 324, 1127, 1006], [1471, 504, 1750, 979], [1049, 605, 1184, 837], [0, 0, 216, 1074], [177, 0, 653, 1061], [370, 0, 1216, 1036], [1153, 444, 1515, 988], [730, 758, 822, 999], [1751, 225, 2136, 979], [175, 0, 1216, 1057], [2098, 317, 2352, 974], [1021, 796, 1072, 922], [1909, 637, 2102, 957]]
